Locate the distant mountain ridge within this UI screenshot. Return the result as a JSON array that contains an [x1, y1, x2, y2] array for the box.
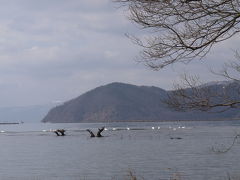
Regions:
[[42, 82, 240, 123]]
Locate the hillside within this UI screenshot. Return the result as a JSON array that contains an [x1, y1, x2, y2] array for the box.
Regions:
[[42, 82, 240, 123]]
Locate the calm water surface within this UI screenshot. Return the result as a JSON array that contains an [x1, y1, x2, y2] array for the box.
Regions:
[[0, 121, 240, 180]]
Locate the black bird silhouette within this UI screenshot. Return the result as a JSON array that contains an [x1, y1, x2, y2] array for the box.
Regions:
[[86, 129, 95, 137], [96, 127, 105, 137], [86, 127, 105, 138], [58, 129, 65, 136], [54, 129, 66, 136], [54, 130, 60, 136]]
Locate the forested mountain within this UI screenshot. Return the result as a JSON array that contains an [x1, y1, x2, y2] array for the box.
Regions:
[[42, 82, 240, 123]]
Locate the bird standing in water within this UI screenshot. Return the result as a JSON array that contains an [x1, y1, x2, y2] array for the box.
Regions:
[[86, 127, 105, 138]]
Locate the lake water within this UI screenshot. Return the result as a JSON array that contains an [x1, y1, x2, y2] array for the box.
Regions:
[[0, 121, 240, 180]]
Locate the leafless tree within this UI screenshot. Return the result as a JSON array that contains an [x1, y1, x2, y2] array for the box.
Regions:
[[116, 0, 240, 155], [212, 52, 240, 82], [115, 0, 240, 111], [164, 55, 240, 112], [115, 0, 240, 69]]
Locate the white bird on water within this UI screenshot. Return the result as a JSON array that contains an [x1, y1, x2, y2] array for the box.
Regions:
[[152, 127, 155, 130], [127, 127, 130, 130]]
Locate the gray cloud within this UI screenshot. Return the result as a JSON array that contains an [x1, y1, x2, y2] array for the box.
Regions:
[[0, 0, 237, 107]]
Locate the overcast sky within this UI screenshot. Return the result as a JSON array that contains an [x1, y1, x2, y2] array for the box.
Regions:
[[0, 0, 239, 107]]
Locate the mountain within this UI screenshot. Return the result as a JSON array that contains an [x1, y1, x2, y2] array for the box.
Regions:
[[42, 82, 240, 123], [42, 82, 167, 123]]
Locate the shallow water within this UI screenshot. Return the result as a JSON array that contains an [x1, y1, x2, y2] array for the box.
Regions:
[[0, 121, 240, 180]]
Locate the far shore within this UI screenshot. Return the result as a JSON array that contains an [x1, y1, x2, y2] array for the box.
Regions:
[[42, 118, 240, 123], [0, 122, 20, 125]]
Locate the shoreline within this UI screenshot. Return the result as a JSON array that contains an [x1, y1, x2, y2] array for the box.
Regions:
[[0, 122, 20, 125], [43, 118, 240, 124]]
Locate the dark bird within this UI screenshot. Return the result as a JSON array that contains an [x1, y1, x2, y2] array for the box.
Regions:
[[57, 129, 65, 136], [96, 127, 105, 137], [54, 129, 66, 136], [86, 129, 95, 137], [86, 127, 105, 138], [54, 130, 60, 136], [170, 137, 182, 140]]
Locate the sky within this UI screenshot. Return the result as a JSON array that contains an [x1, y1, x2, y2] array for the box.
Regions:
[[0, 0, 239, 107]]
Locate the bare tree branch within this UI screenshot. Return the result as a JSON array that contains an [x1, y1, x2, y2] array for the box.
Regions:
[[115, 0, 240, 69], [212, 134, 240, 153], [164, 72, 240, 112]]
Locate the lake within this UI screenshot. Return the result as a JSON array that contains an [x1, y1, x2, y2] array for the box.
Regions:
[[0, 121, 240, 180]]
